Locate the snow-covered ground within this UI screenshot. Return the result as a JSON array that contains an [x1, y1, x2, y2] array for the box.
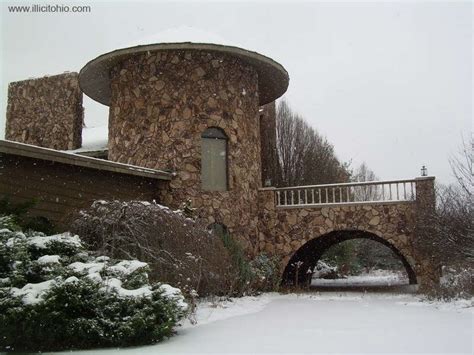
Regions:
[[55, 292, 473, 355], [312, 269, 409, 287]]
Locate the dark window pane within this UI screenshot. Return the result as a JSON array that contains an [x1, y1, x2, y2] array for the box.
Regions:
[[201, 128, 227, 191]]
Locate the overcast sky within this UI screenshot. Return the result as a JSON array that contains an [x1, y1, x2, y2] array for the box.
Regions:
[[1, 0, 472, 185]]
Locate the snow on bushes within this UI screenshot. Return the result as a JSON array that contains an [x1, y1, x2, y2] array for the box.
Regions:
[[432, 265, 474, 300], [0, 217, 188, 352], [71, 200, 236, 296], [312, 260, 339, 279]]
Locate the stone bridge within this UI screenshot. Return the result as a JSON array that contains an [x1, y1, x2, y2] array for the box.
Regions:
[[257, 177, 438, 290]]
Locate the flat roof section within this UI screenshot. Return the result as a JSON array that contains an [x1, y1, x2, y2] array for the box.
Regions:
[[0, 140, 171, 181]]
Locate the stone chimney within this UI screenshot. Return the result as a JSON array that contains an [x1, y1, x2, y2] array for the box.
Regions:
[[5, 72, 83, 150]]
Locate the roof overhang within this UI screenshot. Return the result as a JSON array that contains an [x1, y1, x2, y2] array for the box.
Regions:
[[79, 42, 289, 106], [0, 140, 171, 181]]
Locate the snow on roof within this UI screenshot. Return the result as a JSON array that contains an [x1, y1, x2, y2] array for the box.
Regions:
[[81, 25, 288, 106], [78, 125, 108, 152], [121, 26, 249, 52], [0, 139, 171, 180]]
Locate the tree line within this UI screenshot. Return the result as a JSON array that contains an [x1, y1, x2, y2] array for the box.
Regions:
[[265, 99, 350, 187]]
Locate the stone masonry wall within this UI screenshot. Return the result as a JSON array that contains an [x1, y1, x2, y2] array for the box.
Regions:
[[6, 72, 83, 150], [107, 50, 262, 251], [260, 101, 277, 187], [257, 188, 438, 289]]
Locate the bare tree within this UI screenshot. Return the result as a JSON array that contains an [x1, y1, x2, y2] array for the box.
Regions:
[[449, 135, 473, 198], [352, 162, 377, 182], [421, 136, 474, 264], [436, 135, 474, 262], [435, 184, 473, 261], [352, 162, 381, 201], [274, 99, 349, 187]]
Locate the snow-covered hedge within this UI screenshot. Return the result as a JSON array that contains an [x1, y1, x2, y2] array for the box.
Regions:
[[312, 261, 339, 279], [434, 265, 474, 300], [0, 216, 188, 351]]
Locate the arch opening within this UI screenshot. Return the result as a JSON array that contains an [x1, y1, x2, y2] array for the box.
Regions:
[[281, 230, 417, 288]]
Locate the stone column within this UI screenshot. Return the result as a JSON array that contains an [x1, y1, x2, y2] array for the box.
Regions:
[[414, 176, 440, 291], [6, 73, 83, 150], [415, 177, 436, 211], [257, 187, 278, 257]]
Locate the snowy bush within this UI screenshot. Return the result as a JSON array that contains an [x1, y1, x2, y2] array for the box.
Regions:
[[312, 261, 339, 279], [0, 197, 55, 234], [0, 217, 188, 351], [214, 226, 280, 294], [249, 254, 281, 292], [71, 200, 235, 296], [430, 265, 474, 300]]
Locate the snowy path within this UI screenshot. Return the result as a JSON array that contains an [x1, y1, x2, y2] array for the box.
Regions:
[[312, 272, 408, 287], [55, 292, 473, 355], [310, 272, 415, 292]]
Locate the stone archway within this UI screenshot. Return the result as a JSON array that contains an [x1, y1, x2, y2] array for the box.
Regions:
[[281, 229, 417, 287]]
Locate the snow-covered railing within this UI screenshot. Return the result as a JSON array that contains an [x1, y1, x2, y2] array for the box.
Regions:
[[274, 179, 417, 208]]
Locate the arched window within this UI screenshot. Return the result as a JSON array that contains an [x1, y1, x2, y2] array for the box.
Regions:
[[201, 127, 228, 191]]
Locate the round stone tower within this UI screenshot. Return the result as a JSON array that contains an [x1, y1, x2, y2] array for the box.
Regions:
[[79, 37, 289, 251]]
